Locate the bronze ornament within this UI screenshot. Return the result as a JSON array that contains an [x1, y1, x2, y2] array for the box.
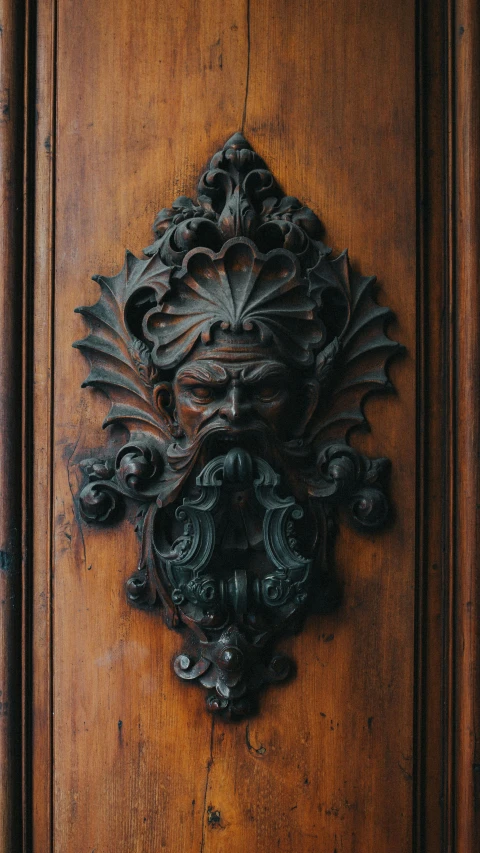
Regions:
[[74, 133, 400, 718]]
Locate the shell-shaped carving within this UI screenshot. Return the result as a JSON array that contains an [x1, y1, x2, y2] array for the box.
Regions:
[[144, 237, 326, 371]]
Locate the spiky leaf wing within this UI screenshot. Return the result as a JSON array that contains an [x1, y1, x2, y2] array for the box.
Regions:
[[74, 251, 172, 438], [309, 251, 401, 445]]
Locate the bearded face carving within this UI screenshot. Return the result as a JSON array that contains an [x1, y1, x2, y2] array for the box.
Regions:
[[147, 238, 323, 458], [74, 133, 400, 717]]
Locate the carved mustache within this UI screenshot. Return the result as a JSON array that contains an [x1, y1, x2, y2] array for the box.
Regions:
[[166, 419, 308, 475], [167, 420, 273, 472]]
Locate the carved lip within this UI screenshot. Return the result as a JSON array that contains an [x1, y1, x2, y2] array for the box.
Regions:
[[204, 427, 269, 457]]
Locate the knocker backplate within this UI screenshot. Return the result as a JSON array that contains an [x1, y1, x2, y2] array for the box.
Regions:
[[74, 132, 401, 718]]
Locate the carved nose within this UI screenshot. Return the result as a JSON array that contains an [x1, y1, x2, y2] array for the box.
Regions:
[[219, 385, 248, 423]]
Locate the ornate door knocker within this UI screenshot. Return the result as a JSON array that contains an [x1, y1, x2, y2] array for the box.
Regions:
[[74, 133, 400, 718]]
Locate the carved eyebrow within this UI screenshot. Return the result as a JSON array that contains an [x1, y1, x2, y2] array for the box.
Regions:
[[241, 363, 291, 384], [175, 363, 229, 385]]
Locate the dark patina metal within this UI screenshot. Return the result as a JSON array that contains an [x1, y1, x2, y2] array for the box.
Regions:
[[74, 133, 400, 717]]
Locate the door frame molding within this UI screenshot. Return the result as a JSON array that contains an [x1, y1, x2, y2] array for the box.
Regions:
[[1, 0, 478, 849]]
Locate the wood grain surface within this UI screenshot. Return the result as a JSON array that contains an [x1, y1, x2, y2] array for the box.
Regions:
[[0, 0, 26, 848], [46, 2, 416, 851], [30, 0, 56, 849], [454, 0, 480, 849], [20, 0, 478, 851]]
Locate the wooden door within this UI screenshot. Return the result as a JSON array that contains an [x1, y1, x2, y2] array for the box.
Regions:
[[1, 0, 479, 851]]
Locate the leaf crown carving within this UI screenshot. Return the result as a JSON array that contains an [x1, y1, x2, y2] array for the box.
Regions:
[[143, 238, 326, 371], [74, 133, 401, 445], [143, 131, 325, 271]]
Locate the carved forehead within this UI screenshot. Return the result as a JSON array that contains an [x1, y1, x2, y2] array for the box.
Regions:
[[174, 358, 294, 385]]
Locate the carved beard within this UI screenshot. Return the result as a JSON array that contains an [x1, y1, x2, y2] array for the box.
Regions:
[[155, 418, 312, 508]]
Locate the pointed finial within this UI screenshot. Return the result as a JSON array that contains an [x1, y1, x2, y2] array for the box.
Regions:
[[223, 131, 251, 150]]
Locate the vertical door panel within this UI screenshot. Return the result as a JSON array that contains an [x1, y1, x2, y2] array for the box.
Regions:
[[42, 1, 417, 850]]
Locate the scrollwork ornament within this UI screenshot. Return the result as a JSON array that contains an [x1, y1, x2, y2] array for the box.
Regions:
[[74, 133, 402, 717]]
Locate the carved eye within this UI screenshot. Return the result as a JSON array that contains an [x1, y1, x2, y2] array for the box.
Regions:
[[254, 383, 281, 402], [189, 385, 216, 403]]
